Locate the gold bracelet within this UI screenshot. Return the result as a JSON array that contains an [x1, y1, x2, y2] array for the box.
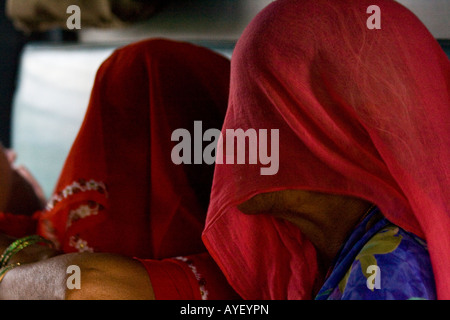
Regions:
[[0, 262, 21, 284]]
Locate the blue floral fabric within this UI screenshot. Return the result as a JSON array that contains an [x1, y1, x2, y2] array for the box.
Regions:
[[315, 207, 436, 300]]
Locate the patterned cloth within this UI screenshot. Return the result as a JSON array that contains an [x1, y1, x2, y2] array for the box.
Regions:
[[316, 207, 436, 300]]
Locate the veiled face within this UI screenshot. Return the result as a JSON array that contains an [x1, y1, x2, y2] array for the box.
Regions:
[[237, 189, 342, 217], [0, 145, 12, 211]]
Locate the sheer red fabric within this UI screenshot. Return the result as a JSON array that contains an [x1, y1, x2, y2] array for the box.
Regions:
[[0, 39, 237, 299], [203, 0, 450, 299], [36, 39, 230, 259], [140, 252, 240, 300]]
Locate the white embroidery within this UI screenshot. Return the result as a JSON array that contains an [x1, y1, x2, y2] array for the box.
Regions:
[[66, 203, 100, 228], [45, 179, 107, 211], [69, 236, 94, 253], [175, 256, 208, 300], [40, 179, 106, 252]]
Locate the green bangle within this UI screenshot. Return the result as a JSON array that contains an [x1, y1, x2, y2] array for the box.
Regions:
[[0, 262, 21, 283], [0, 235, 53, 268]]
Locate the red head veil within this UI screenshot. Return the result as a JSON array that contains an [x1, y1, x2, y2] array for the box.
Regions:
[[203, 0, 450, 299], [36, 39, 230, 260]]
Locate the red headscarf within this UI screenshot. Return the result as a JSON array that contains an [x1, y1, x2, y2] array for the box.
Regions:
[[35, 39, 230, 260], [203, 0, 450, 299]]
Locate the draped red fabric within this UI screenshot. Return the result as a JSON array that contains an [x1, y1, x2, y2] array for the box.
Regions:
[[0, 39, 239, 299], [203, 0, 450, 299], [33, 39, 231, 260]]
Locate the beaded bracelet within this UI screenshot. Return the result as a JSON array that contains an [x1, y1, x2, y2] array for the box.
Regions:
[[0, 262, 20, 283], [0, 235, 53, 268]]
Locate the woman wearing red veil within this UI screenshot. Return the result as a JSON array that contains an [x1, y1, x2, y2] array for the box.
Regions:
[[203, 0, 449, 300], [0, 38, 238, 299]]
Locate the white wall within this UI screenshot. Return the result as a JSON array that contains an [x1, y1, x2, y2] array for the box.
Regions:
[[396, 0, 450, 39]]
